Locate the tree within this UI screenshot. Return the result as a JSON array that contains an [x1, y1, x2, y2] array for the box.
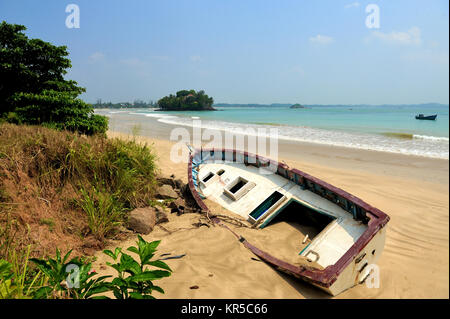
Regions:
[[157, 90, 215, 111], [0, 21, 107, 135]]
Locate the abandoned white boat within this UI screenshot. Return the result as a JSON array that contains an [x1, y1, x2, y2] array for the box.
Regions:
[[187, 148, 390, 296]]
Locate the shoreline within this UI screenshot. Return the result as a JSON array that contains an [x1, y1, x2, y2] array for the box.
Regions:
[[96, 107, 449, 160], [105, 112, 449, 186]]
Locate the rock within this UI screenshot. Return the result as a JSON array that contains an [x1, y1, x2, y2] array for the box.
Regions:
[[174, 179, 184, 189], [157, 175, 184, 189], [189, 285, 199, 289], [157, 177, 176, 188], [127, 207, 156, 234], [168, 198, 185, 209], [154, 206, 169, 224], [155, 184, 178, 199], [168, 198, 185, 215]]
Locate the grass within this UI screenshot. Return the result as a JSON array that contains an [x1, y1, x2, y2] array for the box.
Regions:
[[0, 245, 45, 299], [76, 187, 124, 240]]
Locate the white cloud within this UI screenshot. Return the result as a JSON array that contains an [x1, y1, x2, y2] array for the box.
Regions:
[[371, 27, 422, 45], [309, 35, 334, 45], [345, 2, 360, 9], [88, 52, 105, 62]]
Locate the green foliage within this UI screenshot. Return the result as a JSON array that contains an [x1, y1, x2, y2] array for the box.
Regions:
[[0, 246, 45, 299], [30, 248, 111, 299], [0, 21, 107, 135], [104, 235, 171, 299], [76, 187, 124, 239], [157, 89, 215, 111], [11, 90, 108, 136], [0, 237, 172, 299]]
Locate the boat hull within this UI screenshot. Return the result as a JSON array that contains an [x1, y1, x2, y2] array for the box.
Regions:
[[415, 114, 437, 120], [187, 148, 390, 296]]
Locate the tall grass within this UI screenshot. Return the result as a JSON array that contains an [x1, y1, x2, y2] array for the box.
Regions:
[[76, 187, 124, 239]]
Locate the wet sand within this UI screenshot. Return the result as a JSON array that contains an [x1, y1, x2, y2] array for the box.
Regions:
[[94, 113, 449, 298]]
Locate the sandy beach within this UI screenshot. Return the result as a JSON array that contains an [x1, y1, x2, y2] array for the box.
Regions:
[[94, 114, 449, 299]]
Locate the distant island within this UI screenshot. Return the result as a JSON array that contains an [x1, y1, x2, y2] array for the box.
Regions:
[[290, 103, 306, 109], [157, 90, 215, 111]]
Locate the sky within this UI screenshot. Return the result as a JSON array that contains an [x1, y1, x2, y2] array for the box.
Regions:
[[0, 0, 449, 105]]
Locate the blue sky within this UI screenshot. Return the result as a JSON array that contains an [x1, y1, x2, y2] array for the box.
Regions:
[[1, 0, 448, 104]]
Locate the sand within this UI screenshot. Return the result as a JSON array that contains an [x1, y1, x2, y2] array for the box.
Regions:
[[93, 121, 449, 299]]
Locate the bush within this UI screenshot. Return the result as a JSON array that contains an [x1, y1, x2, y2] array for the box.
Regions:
[[11, 90, 108, 136]]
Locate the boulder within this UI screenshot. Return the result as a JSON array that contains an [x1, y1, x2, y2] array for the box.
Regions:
[[155, 184, 178, 199], [127, 207, 156, 234], [154, 206, 169, 224], [157, 175, 184, 190], [174, 178, 184, 189], [168, 198, 185, 215], [157, 177, 176, 188]]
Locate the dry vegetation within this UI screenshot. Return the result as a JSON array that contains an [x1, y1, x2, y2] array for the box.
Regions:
[[0, 123, 157, 260]]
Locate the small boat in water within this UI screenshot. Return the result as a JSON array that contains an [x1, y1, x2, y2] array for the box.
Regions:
[[415, 114, 437, 120], [187, 148, 390, 296]]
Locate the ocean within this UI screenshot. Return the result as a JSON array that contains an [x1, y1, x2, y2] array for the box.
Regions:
[[96, 104, 449, 159]]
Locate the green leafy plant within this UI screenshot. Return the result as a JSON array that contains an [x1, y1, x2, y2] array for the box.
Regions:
[[2, 238, 172, 299], [30, 248, 111, 299], [104, 235, 172, 299], [0, 259, 15, 298], [0, 246, 44, 299]]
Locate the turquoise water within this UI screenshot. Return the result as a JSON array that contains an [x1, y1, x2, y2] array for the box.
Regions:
[[154, 104, 449, 138], [97, 104, 449, 159]]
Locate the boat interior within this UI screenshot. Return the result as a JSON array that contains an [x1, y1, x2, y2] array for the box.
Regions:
[[192, 151, 369, 270]]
